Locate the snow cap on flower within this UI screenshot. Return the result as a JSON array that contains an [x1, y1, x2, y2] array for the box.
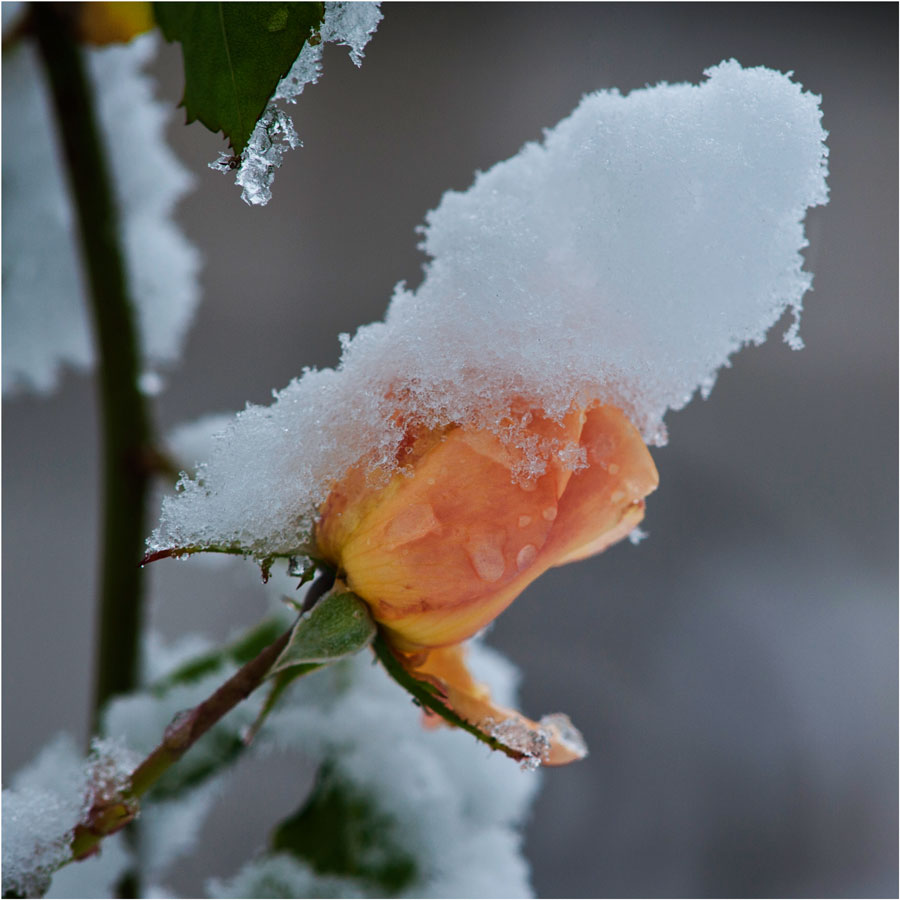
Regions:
[[150, 59, 828, 561]]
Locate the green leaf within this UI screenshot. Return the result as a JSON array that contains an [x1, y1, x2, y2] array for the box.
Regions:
[[154, 2, 325, 154], [372, 631, 530, 764], [271, 765, 418, 894], [270, 590, 375, 675]]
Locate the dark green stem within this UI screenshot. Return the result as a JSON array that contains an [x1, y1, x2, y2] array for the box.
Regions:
[[32, 4, 154, 732]]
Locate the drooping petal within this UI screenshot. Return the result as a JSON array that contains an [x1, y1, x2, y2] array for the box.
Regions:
[[409, 644, 587, 766]]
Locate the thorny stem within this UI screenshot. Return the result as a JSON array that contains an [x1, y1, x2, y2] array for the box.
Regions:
[[69, 626, 293, 863], [32, 4, 154, 733]]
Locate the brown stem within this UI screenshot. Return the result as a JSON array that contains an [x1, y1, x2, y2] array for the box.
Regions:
[[69, 626, 293, 862]]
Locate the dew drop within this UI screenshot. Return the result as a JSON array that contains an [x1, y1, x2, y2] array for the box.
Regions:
[[611, 490, 626, 503], [542, 506, 557, 522], [385, 502, 440, 548], [516, 543, 538, 570], [466, 539, 505, 583], [588, 434, 616, 463], [518, 514, 532, 528]]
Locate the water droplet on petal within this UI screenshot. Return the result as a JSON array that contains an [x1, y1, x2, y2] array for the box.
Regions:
[[611, 490, 626, 503], [516, 544, 538, 570], [385, 502, 440, 548], [466, 538, 506, 583], [518, 515, 532, 528], [542, 506, 557, 522], [539, 713, 588, 760]]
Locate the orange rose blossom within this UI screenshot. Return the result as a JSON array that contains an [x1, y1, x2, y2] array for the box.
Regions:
[[315, 401, 659, 765]]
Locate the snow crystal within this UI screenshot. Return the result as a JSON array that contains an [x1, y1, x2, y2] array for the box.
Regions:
[[2, 735, 88, 898], [2, 34, 200, 396], [153, 60, 828, 560], [628, 526, 649, 545], [217, 1, 382, 206], [85, 737, 141, 815], [3, 788, 79, 897]]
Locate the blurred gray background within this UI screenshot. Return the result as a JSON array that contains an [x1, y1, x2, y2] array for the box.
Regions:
[[4, 3, 897, 897]]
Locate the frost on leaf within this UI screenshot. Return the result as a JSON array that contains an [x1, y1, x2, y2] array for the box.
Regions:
[[152, 60, 828, 563], [217, 1, 383, 206]]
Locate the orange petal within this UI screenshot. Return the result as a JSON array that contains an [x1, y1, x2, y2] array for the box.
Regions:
[[410, 644, 587, 767], [318, 408, 586, 651], [544, 404, 659, 566]]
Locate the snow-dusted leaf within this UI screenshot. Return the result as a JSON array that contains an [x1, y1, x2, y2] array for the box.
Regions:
[[154, 2, 325, 154], [270, 765, 418, 895]]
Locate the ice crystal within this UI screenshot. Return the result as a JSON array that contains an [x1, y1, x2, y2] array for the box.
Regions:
[[218, 2, 382, 206]]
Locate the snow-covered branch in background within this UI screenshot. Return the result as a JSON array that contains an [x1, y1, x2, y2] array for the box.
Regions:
[[211, 2, 383, 207], [2, 31, 200, 397]]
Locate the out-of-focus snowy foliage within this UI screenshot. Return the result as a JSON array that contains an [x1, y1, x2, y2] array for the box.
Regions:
[[153, 60, 829, 561], [2, 735, 138, 898], [32, 577, 538, 898], [2, 33, 201, 396], [212, 2, 382, 206], [2, 735, 86, 898]]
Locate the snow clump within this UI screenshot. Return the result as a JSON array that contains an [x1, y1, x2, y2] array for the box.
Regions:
[[2, 734, 139, 898], [2, 34, 201, 397], [152, 60, 829, 560]]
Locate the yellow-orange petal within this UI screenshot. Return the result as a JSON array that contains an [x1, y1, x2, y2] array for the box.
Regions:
[[317, 407, 586, 651], [76, 2, 155, 45], [543, 404, 659, 566], [409, 643, 587, 766]]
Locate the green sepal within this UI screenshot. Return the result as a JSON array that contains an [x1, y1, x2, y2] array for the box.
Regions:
[[372, 632, 529, 763], [153, 2, 325, 154], [270, 590, 375, 675]]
